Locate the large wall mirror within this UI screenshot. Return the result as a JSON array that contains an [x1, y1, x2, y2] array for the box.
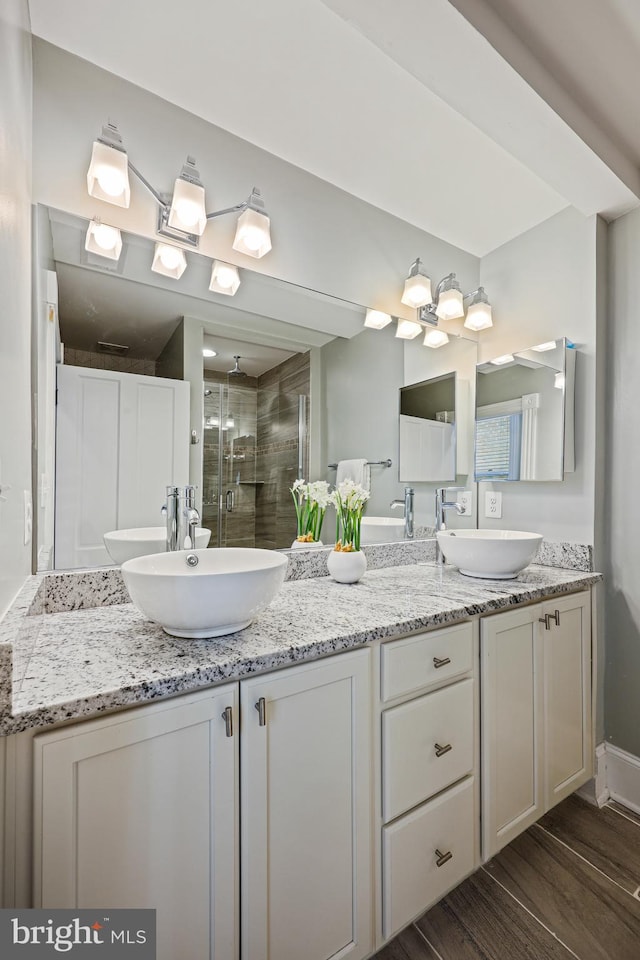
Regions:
[[474, 338, 575, 482], [34, 206, 477, 570]]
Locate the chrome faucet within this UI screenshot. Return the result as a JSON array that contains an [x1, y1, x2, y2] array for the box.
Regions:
[[390, 486, 415, 539], [435, 487, 465, 563], [163, 485, 200, 551]]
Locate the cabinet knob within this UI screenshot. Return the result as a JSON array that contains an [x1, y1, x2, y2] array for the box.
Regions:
[[433, 656, 451, 669], [255, 698, 267, 727], [435, 848, 453, 867], [221, 706, 233, 738], [434, 742, 452, 758]]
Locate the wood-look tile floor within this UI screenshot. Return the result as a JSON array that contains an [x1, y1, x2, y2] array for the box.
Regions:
[[372, 795, 640, 960]]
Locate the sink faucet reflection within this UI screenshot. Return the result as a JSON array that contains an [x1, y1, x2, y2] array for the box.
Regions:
[[390, 486, 414, 539], [163, 485, 200, 551], [435, 487, 465, 563]]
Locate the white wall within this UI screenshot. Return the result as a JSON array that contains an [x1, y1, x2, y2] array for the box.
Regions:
[[32, 40, 479, 320], [605, 206, 640, 757], [477, 207, 601, 544], [0, 1, 32, 616]]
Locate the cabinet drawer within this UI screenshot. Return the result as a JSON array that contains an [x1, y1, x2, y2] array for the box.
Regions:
[[382, 777, 475, 940], [382, 678, 474, 822], [381, 621, 473, 701]]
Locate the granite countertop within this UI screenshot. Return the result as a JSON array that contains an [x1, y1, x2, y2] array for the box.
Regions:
[[0, 560, 600, 735]]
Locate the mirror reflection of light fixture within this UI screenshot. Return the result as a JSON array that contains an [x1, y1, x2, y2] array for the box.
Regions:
[[401, 258, 432, 308], [423, 328, 450, 348], [151, 242, 187, 279], [554, 371, 565, 389], [490, 354, 514, 365], [87, 122, 272, 257], [532, 340, 557, 352], [209, 260, 241, 296], [202, 347, 217, 358], [463, 287, 493, 331], [395, 318, 423, 340], [364, 309, 392, 329], [85, 219, 122, 260]]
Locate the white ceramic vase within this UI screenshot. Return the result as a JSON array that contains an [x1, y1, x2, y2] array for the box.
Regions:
[[327, 549, 367, 584]]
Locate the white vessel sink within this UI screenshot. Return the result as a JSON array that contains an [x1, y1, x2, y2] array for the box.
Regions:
[[104, 526, 211, 564], [436, 529, 542, 579], [121, 547, 288, 638], [360, 516, 406, 544]]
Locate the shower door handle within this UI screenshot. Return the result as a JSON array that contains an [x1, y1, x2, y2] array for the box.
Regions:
[[225, 490, 235, 512]]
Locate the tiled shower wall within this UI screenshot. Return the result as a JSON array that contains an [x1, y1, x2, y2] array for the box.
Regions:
[[201, 353, 310, 549], [256, 353, 311, 550]]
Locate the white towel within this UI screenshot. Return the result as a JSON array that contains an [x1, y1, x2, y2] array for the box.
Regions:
[[335, 458, 371, 491]]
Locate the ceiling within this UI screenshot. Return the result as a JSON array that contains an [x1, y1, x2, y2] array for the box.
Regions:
[[28, 1, 640, 256]]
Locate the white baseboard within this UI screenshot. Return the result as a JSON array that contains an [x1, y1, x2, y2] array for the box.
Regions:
[[576, 742, 609, 807], [606, 744, 640, 815]]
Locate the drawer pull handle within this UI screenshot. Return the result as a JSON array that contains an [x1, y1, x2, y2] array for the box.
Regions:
[[255, 698, 267, 726], [434, 742, 452, 757], [433, 656, 451, 669], [539, 615, 551, 630], [551, 609, 561, 626], [435, 848, 453, 868], [221, 706, 233, 738]]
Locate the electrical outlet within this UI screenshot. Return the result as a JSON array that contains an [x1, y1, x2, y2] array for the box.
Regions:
[[484, 490, 502, 519], [457, 490, 473, 516]]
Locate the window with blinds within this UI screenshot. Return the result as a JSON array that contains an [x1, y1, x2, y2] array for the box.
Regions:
[[475, 413, 522, 481]]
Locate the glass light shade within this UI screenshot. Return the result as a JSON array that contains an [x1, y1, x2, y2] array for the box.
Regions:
[[364, 309, 392, 329], [401, 273, 432, 309], [532, 341, 557, 352], [464, 301, 493, 331], [168, 178, 207, 236], [202, 348, 217, 358], [395, 318, 423, 340], [423, 328, 450, 348], [84, 221, 122, 261], [435, 287, 464, 320], [554, 372, 565, 390], [490, 354, 514, 365], [232, 208, 272, 258], [87, 141, 130, 208], [209, 261, 241, 296], [151, 243, 187, 279]]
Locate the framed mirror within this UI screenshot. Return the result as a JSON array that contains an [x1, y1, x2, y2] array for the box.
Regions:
[[474, 338, 576, 482], [35, 205, 455, 569]]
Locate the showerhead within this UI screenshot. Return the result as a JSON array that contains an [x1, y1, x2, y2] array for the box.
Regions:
[[227, 355, 244, 376]]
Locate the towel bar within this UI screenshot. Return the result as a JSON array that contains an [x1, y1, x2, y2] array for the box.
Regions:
[[328, 459, 392, 469]]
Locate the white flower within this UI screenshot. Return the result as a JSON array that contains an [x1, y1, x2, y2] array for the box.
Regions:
[[308, 480, 331, 508]]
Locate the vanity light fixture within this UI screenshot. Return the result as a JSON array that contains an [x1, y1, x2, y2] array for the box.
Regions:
[[532, 340, 558, 352], [463, 287, 493, 331], [423, 328, 450, 348], [434, 275, 465, 320], [87, 121, 272, 257], [209, 260, 241, 296], [364, 309, 393, 329], [401, 259, 432, 309], [85, 219, 122, 260], [151, 242, 187, 279]]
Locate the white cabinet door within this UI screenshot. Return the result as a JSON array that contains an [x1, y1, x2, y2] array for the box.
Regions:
[[33, 686, 239, 960], [55, 365, 189, 568], [240, 649, 372, 960], [481, 604, 544, 859], [542, 592, 592, 808]]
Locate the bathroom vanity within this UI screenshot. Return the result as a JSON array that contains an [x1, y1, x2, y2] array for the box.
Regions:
[[0, 557, 599, 960]]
